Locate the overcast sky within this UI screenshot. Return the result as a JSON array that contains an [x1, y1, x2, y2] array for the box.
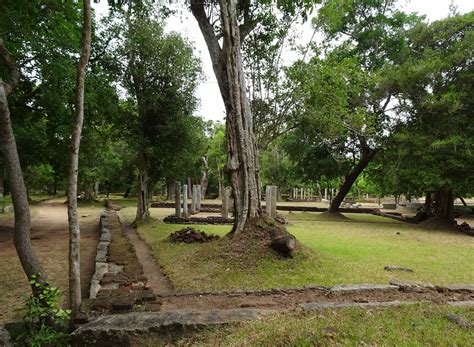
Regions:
[[93, 0, 473, 122]]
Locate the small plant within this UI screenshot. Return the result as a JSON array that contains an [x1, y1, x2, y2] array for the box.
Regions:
[[18, 274, 71, 347]]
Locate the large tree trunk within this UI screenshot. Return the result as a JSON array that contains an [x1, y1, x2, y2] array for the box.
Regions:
[[166, 180, 175, 201], [328, 149, 376, 213], [192, 0, 261, 234], [0, 40, 46, 288], [0, 86, 46, 285], [67, 0, 91, 317], [135, 150, 150, 222], [434, 186, 454, 222]]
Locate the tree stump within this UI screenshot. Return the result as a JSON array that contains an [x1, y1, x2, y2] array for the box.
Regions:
[[271, 235, 296, 254]]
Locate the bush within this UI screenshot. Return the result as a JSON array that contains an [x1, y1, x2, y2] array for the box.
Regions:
[[18, 275, 70, 347]]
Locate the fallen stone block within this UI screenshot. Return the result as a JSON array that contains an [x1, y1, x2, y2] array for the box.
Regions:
[[390, 279, 435, 292], [71, 309, 274, 345], [330, 284, 398, 293], [100, 228, 112, 242], [0, 325, 13, 347], [302, 300, 422, 310]]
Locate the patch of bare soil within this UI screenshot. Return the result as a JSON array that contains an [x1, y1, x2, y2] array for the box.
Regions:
[[0, 201, 100, 322], [319, 211, 351, 221], [200, 217, 301, 268], [117, 212, 173, 296], [158, 286, 474, 312], [420, 216, 459, 231]]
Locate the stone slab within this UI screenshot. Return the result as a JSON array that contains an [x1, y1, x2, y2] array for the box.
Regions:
[[330, 284, 398, 293], [390, 279, 435, 292], [0, 325, 13, 347], [443, 284, 474, 293], [302, 300, 422, 310], [72, 309, 274, 345]]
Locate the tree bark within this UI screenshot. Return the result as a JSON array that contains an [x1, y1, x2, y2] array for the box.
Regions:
[[434, 186, 454, 222], [0, 40, 46, 288], [459, 197, 467, 206], [328, 149, 376, 213], [191, 0, 261, 234], [166, 180, 175, 201], [424, 191, 432, 213], [67, 0, 91, 316], [0, 83, 45, 284], [135, 150, 150, 222]]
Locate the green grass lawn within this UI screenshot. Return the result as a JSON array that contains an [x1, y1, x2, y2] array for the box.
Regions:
[[116, 200, 474, 292], [167, 304, 473, 346]]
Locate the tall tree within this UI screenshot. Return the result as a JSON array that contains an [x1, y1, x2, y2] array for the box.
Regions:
[[191, 0, 315, 234], [377, 11, 474, 224], [290, 0, 421, 213], [105, 7, 202, 222], [0, 40, 47, 287], [67, 0, 92, 317]]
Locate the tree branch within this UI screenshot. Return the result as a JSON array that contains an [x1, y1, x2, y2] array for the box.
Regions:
[[0, 38, 20, 96], [190, 2, 222, 67]]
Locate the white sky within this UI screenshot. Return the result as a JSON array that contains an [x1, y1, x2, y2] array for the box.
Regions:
[[93, 0, 473, 122]]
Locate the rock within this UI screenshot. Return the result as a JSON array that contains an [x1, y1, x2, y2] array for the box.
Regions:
[[389, 279, 435, 292], [100, 229, 112, 242], [135, 292, 157, 304], [95, 241, 109, 262], [330, 284, 398, 293], [113, 297, 136, 312], [0, 325, 13, 347], [438, 284, 474, 293], [2, 206, 13, 213], [384, 265, 414, 273], [91, 298, 114, 311], [71, 309, 275, 346], [445, 312, 472, 329], [74, 311, 89, 324], [301, 300, 419, 310]]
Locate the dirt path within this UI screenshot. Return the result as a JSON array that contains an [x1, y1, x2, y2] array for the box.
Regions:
[[117, 212, 173, 296], [0, 200, 101, 322]]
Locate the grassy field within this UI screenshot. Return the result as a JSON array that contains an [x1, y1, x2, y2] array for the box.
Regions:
[[169, 304, 473, 346], [115, 199, 474, 292]]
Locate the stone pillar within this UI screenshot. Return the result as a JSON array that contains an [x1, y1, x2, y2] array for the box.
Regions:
[[271, 186, 278, 217], [187, 177, 192, 197], [191, 185, 197, 214], [196, 185, 202, 211], [175, 181, 181, 218], [266, 185, 272, 215], [222, 187, 229, 219], [183, 184, 188, 217]]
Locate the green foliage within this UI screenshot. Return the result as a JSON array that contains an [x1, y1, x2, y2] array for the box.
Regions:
[[374, 12, 474, 198], [18, 275, 70, 347]]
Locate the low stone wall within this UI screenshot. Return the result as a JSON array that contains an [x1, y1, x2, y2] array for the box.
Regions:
[[89, 213, 118, 299], [88, 212, 159, 316]]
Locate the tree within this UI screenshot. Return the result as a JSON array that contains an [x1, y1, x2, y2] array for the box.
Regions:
[[105, 7, 202, 222], [377, 11, 474, 224], [289, 0, 421, 213], [67, 0, 92, 317], [0, 39, 47, 288], [191, 0, 316, 234]]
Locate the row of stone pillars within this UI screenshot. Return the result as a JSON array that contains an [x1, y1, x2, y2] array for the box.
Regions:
[[291, 187, 315, 200], [175, 182, 202, 218]]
